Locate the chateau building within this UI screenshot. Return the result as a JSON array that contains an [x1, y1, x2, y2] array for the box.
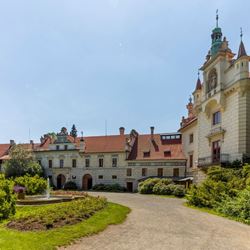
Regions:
[[0, 127, 188, 191], [180, 15, 250, 182]]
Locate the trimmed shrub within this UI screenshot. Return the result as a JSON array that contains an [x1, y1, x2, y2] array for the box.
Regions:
[[153, 182, 175, 195], [138, 178, 161, 194], [14, 175, 47, 195], [0, 174, 16, 220], [173, 185, 186, 197], [63, 181, 78, 190], [92, 183, 126, 192]]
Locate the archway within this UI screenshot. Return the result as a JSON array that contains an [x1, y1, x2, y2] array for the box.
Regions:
[[82, 174, 93, 190], [57, 174, 66, 189]]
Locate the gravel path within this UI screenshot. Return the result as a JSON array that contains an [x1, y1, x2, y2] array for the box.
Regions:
[[61, 192, 250, 250]]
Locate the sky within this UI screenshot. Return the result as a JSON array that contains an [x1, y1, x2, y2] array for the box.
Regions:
[[0, 0, 249, 143]]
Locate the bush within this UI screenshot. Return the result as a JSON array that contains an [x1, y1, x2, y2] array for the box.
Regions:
[[63, 181, 78, 190], [173, 185, 186, 197], [14, 175, 47, 195], [138, 178, 161, 194], [0, 174, 16, 220], [92, 183, 126, 192], [153, 182, 175, 195]]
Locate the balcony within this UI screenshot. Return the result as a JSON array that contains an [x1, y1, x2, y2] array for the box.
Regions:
[[198, 154, 230, 167]]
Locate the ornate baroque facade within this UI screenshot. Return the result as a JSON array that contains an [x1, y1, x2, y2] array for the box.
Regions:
[[180, 16, 250, 182]]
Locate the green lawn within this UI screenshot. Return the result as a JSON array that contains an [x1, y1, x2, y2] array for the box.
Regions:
[[0, 202, 130, 250]]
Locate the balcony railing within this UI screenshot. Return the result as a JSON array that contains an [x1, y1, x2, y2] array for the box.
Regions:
[[198, 154, 230, 167]]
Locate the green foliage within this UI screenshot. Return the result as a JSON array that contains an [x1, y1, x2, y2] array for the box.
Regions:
[[8, 196, 107, 231], [3, 145, 42, 178], [138, 178, 161, 194], [187, 164, 250, 224], [139, 178, 185, 197], [0, 174, 16, 220], [63, 181, 78, 190], [70, 124, 78, 138], [93, 183, 126, 192], [173, 185, 186, 197], [14, 175, 47, 195]]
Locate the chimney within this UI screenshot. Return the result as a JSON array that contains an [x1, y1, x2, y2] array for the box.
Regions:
[[10, 140, 15, 145], [150, 126, 155, 140], [119, 127, 125, 135]]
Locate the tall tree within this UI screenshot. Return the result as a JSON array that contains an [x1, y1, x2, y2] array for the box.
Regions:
[[70, 124, 77, 139], [3, 145, 42, 178]]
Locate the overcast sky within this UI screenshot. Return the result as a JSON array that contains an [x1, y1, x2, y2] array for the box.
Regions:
[[0, 0, 249, 143]]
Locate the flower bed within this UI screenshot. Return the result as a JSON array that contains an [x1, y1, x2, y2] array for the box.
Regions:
[[7, 196, 107, 231]]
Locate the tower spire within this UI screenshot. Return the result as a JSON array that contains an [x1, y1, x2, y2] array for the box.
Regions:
[[237, 27, 247, 59], [216, 9, 219, 28]]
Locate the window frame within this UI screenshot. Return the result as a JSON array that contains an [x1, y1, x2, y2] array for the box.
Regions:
[[212, 111, 221, 125]]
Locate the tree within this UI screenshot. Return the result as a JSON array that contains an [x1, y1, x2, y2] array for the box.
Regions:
[[3, 145, 42, 178], [70, 124, 77, 138]]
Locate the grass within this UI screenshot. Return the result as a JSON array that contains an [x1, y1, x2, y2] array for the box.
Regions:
[[0, 202, 130, 250], [184, 202, 249, 225]]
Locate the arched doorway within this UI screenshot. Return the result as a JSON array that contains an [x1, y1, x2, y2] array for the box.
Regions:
[[57, 174, 66, 189], [82, 174, 92, 190]]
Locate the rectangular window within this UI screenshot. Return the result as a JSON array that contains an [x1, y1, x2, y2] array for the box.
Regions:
[[56, 145, 60, 150], [213, 111, 221, 125], [127, 168, 132, 176], [72, 159, 77, 168], [142, 168, 147, 177], [164, 150, 171, 157], [98, 175, 103, 179], [64, 145, 68, 150], [189, 133, 194, 143], [189, 155, 193, 168], [112, 158, 117, 167], [85, 158, 90, 168], [99, 158, 104, 167], [59, 159, 64, 168], [112, 175, 117, 179], [157, 168, 163, 177], [212, 140, 221, 163], [173, 168, 179, 177], [143, 151, 150, 158], [49, 160, 53, 168]]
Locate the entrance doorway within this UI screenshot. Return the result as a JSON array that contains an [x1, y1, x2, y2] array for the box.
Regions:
[[82, 174, 93, 190], [212, 140, 221, 163], [57, 174, 66, 189], [126, 182, 133, 192]]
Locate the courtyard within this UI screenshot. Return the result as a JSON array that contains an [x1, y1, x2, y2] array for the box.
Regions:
[[62, 192, 250, 250]]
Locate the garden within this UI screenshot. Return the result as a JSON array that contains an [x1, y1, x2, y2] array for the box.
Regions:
[[0, 145, 130, 250], [186, 164, 250, 225]]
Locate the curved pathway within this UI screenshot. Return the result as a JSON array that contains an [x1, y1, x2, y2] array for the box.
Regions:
[[61, 192, 250, 250]]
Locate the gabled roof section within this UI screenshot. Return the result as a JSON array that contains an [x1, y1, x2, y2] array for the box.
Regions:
[[195, 77, 202, 91]]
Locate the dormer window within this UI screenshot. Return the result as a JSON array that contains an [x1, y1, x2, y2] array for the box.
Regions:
[[164, 150, 171, 157], [143, 151, 150, 158]]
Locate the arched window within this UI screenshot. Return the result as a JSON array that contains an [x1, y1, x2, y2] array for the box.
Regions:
[[207, 68, 217, 93]]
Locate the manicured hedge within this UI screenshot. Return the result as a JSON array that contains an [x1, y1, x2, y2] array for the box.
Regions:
[[138, 178, 186, 197], [92, 183, 126, 192]]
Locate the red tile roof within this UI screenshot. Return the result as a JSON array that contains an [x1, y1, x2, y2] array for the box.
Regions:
[[128, 134, 185, 161], [0, 144, 11, 158]]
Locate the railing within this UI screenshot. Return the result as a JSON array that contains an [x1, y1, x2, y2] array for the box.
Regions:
[[198, 154, 230, 167]]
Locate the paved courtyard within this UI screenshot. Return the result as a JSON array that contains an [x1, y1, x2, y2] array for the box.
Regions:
[[61, 192, 250, 250]]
